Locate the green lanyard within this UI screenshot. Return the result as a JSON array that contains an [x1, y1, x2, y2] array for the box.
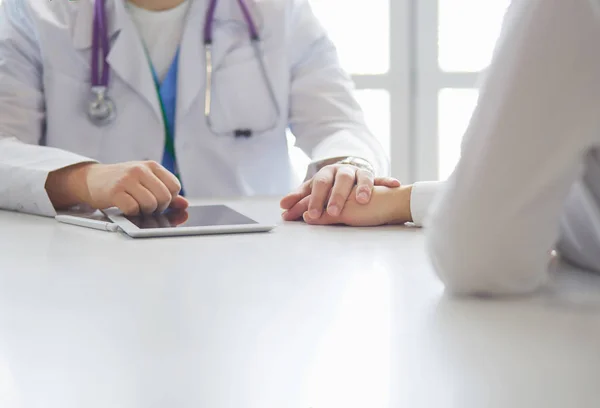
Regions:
[[145, 49, 181, 185], [152, 73, 177, 170]]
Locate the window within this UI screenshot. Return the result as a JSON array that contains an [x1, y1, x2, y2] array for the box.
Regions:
[[304, 0, 509, 182], [309, 0, 392, 162], [437, 88, 478, 179], [293, 0, 412, 180], [309, 0, 390, 75], [416, 0, 510, 180], [438, 0, 510, 72]]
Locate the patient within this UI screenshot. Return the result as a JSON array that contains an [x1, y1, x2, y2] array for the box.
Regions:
[[281, 0, 600, 296]]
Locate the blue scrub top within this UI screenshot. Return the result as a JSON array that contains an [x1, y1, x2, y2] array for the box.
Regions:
[[150, 49, 184, 195]]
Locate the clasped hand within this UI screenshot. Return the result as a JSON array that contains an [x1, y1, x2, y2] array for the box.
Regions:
[[280, 163, 411, 226]]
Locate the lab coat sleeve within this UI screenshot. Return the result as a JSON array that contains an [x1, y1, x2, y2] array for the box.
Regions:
[[286, 0, 389, 176], [425, 0, 600, 296], [0, 0, 93, 217], [409, 181, 443, 227]]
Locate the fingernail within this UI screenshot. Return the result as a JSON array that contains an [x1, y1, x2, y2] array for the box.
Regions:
[[328, 205, 339, 216], [309, 209, 320, 218], [358, 192, 369, 201]]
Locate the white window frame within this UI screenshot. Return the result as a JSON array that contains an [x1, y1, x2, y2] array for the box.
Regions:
[[348, 0, 413, 182], [414, 0, 481, 182]]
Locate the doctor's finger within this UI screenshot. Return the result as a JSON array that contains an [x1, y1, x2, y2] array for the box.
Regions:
[[168, 209, 190, 226], [149, 162, 182, 196], [374, 177, 401, 188], [308, 167, 335, 219], [113, 192, 140, 216], [326, 166, 356, 216], [303, 211, 343, 226], [127, 183, 159, 214], [143, 217, 160, 229], [169, 195, 190, 210], [280, 181, 311, 210], [282, 195, 309, 221], [140, 171, 173, 213], [355, 169, 375, 204], [155, 215, 171, 228]]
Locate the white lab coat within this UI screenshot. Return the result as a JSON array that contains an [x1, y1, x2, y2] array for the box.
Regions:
[[423, 0, 600, 295], [0, 0, 387, 216]]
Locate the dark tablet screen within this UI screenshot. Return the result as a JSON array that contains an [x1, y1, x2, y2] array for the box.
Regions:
[[125, 205, 258, 229]]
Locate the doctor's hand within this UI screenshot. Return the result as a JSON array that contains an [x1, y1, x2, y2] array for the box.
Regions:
[[280, 163, 400, 222], [46, 161, 189, 215], [302, 185, 413, 227]]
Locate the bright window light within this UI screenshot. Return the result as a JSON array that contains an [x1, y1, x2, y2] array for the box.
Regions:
[[438, 0, 510, 72], [309, 0, 390, 75]]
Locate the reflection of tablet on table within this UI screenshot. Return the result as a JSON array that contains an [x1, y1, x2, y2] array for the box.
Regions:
[[104, 205, 276, 238]]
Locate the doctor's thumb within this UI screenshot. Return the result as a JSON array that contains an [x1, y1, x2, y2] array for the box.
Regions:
[[170, 195, 190, 210]]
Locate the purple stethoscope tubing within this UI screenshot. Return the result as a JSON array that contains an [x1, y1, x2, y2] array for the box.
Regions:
[[204, 0, 260, 43], [88, 0, 115, 125], [91, 0, 110, 88], [202, 0, 281, 136], [89, 0, 280, 133], [90, 0, 258, 88]]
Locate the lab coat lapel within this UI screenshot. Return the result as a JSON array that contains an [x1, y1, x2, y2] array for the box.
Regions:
[[177, 0, 206, 118], [72, 0, 162, 123], [105, 0, 163, 122]]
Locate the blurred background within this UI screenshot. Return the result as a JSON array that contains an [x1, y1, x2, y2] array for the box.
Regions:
[[303, 0, 511, 183]]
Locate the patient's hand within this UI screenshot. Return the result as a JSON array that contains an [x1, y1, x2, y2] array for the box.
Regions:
[[301, 185, 413, 227]]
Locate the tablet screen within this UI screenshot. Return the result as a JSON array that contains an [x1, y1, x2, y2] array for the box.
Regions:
[[125, 205, 258, 229]]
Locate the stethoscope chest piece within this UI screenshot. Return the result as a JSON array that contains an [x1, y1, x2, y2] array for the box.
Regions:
[[87, 86, 116, 126]]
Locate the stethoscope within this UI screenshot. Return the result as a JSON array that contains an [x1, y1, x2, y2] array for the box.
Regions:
[[89, 0, 281, 138]]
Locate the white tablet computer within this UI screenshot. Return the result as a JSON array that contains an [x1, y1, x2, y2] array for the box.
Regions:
[[103, 205, 276, 238]]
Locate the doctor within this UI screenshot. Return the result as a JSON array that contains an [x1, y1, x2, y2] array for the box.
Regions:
[[301, 0, 600, 296], [0, 0, 391, 217]]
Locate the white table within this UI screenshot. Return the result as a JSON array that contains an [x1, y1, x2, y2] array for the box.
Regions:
[[1, 198, 599, 408]]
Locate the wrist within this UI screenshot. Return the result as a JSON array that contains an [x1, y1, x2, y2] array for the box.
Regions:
[[307, 157, 375, 179], [46, 162, 95, 209], [391, 185, 413, 223], [336, 156, 374, 174]]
